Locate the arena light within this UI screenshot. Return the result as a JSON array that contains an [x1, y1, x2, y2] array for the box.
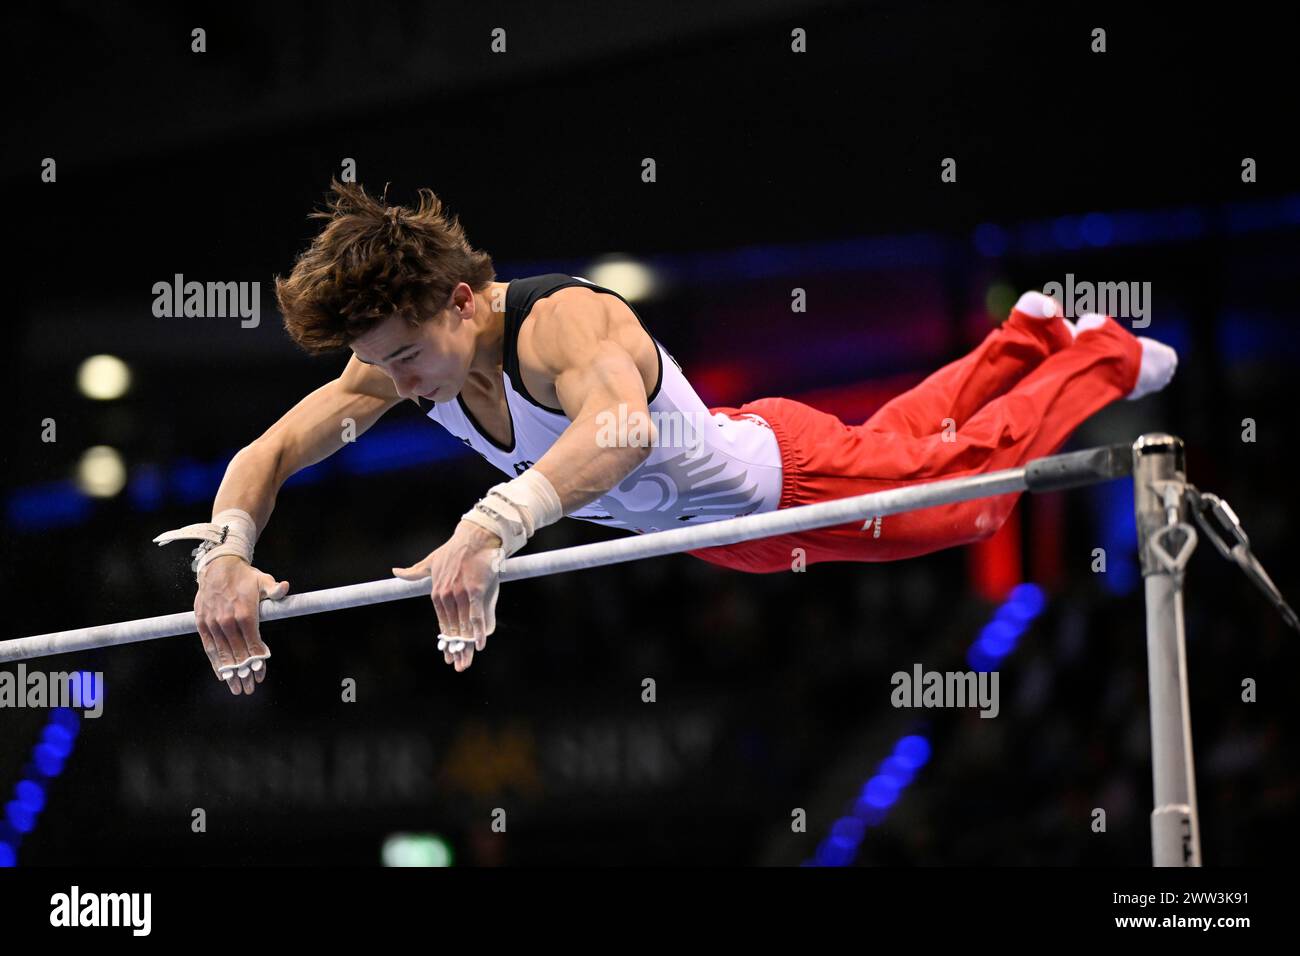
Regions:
[[381, 834, 453, 867], [75, 446, 127, 498], [76, 354, 132, 401], [585, 258, 658, 302]]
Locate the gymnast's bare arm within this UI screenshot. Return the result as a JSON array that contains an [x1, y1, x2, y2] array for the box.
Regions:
[[523, 291, 657, 509], [196, 357, 404, 695]]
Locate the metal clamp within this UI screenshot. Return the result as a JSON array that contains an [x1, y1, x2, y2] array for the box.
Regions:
[[1151, 522, 1198, 574], [1187, 487, 1300, 632], [1147, 479, 1197, 574]]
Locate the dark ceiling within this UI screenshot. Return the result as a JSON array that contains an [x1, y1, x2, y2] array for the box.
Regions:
[[8, 2, 1297, 380]]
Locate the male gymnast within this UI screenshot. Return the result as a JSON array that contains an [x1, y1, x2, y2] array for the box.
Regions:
[[154, 181, 1177, 693]]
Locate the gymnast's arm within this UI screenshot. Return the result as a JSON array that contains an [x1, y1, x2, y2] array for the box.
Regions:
[[410, 300, 654, 674], [522, 299, 655, 509], [213, 354, 404, 532], [195, 356, 404, 695]]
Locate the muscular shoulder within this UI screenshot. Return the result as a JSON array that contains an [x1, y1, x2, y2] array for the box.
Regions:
[[521, 288, 612, 371], [517, 287, 656, 392]]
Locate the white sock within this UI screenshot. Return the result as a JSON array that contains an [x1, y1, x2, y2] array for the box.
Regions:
[[1013, 291, 1061, 319], [1126, 336, 1178, 400], [1072, 312, 1109, 338]]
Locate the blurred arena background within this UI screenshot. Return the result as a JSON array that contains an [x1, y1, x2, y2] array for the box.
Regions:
[[3, 1, 1297, 865]]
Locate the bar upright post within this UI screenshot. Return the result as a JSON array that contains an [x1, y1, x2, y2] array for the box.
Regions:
[[1133, 432, 1202, 866]]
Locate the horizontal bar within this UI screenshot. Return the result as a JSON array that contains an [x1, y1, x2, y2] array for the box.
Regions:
[[0, 444, 1129, 664], [501, 469, 1026, 581], [1024, 442, 1131, 493]]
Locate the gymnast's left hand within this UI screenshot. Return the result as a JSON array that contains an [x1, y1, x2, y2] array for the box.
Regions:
[[392, 520, 504, 672]]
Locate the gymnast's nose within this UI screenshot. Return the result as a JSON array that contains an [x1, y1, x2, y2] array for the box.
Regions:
[[394, 375, 420, 401]]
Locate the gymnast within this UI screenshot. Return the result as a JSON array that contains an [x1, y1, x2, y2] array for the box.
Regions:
[[153, 180, 1177, 692]]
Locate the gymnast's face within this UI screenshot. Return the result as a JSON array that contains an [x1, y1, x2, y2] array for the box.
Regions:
[[350, 302, 476, 404]]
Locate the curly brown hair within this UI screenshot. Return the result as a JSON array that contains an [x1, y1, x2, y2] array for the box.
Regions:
[[275, 179, 496, 354]]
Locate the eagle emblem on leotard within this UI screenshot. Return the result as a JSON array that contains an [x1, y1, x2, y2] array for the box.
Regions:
[[576, 450, 762, 531]]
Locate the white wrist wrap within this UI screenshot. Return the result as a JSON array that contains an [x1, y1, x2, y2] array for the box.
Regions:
[[460, 469, 563, 557], [153, 508, 258, 582]]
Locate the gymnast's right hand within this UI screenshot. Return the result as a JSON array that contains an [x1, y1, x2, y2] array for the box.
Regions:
[[194, 555, 290, 696]]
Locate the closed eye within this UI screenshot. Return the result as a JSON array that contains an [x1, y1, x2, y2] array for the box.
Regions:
[[400, 353, 419, 364]]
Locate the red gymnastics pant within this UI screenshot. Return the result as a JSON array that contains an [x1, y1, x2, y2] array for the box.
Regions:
[[686, 309, 1142, 574]]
